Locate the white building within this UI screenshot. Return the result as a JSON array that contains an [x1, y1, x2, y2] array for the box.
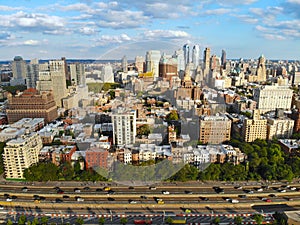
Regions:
[[101, 64, 114, 83], [112, 109, 136, 146], [253, 85, 293, 113], [3, 133, 43, 179]]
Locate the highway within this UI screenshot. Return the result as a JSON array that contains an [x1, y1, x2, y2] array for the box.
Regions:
[[0, 181, 298, 224]]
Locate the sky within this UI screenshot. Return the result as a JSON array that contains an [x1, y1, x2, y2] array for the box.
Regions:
[[0, 0, 300, 60]]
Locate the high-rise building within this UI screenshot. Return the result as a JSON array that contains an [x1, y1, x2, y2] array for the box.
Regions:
[[192, 45, 201, 69], [159, 53, 178, 81], [256, 55, 267, 82], [11, 56, 27, 86], [199, 114, 231, 144], [183, 44, 190, 68], [221, 50, 226, 68], [112, 109, 136, 146], [122, 55, 128, 73], [135, 56, 144, 73], [101, 64, 114, 83], [146, 50, 161, 80], [203, 47, 211, 70], [3, 133, 42, 179], [173, 49, 185, 72], [36, 60, 68, 107], [203, 47, 211, 81], [242, 110, 267, 142], [175, 64, 202, 100], [69, 63, 86, 86], [253, 85, 293, 113], [6, 88, 58, 123], [26, 59, 39, 89]]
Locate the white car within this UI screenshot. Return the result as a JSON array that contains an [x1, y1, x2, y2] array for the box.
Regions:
[[129, 200, 137, 204], [76, 197, 84, 202], [290, 187, 296, 191], [6, 198, 12, 202], [162, 191, 170, 195], [257, 188, 263, 192]]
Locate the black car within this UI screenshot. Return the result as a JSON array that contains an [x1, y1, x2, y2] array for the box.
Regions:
[[55, 198, 63, 203], [108, 190, 115, 195]]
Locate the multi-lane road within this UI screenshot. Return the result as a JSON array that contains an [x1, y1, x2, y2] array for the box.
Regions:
[[0, 181, 299, 224]]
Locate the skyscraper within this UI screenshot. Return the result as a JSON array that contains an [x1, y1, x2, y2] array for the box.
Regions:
[[183, 44, 190, 68], [145, 50, 161, 80], [101, 64, 114, 83], [173, 49, 185, 72], [26, 59, 39, 89], [221, 49, 226, 68], [203, 47, 211, 70], [69, 63, 86, 86], [192, 44, 200, 68], [11, 56, 27, 86], [122, 55, 128, 73], [36, 60, 68, 107]]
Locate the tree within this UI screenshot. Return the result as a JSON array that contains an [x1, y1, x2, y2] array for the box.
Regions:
[[234, 216, 243, 225], [6, 219, 13, 225], [166, 110, 179, 121], [212, 217, 221, 224], [165, 217, 173, 224], [18, 215, 27, 225], [40, 216, 48, 225], [120, 217, 128, 225], [76, 217, 84, 225], [31, 217, 40, 225], [98, 217, 105, 225], [136, 124, 151, 137], [253, 214, 263, 225]]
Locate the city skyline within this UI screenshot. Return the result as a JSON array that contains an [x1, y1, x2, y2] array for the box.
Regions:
[[0, 0, 300, 60]]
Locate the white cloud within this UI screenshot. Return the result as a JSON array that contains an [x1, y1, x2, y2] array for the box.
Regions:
[[93, 34, 133, 46], [203, 8, 233, 15], [79, 26, 97, 35], [7, 39, 40, 46], [143, 30, 190, 39], [0, 5, 23, 11], [0, 11, 65, 31], [216, 0, 258, 5], [233, 14, 258, 24], [23, 39, 39, 45]]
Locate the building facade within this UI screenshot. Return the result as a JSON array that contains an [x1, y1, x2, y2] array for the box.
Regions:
[[242, 110, 267, 142], [6, 88, 58, 124], [199, 114, 231, 144], [253, 85, 293, 113], [112, 109, 137, 146], [267, 117, 294, 140], [3, 133, 42, 179]]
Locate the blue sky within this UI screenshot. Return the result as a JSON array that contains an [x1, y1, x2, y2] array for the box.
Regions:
[[0, 0, 299, 60]]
